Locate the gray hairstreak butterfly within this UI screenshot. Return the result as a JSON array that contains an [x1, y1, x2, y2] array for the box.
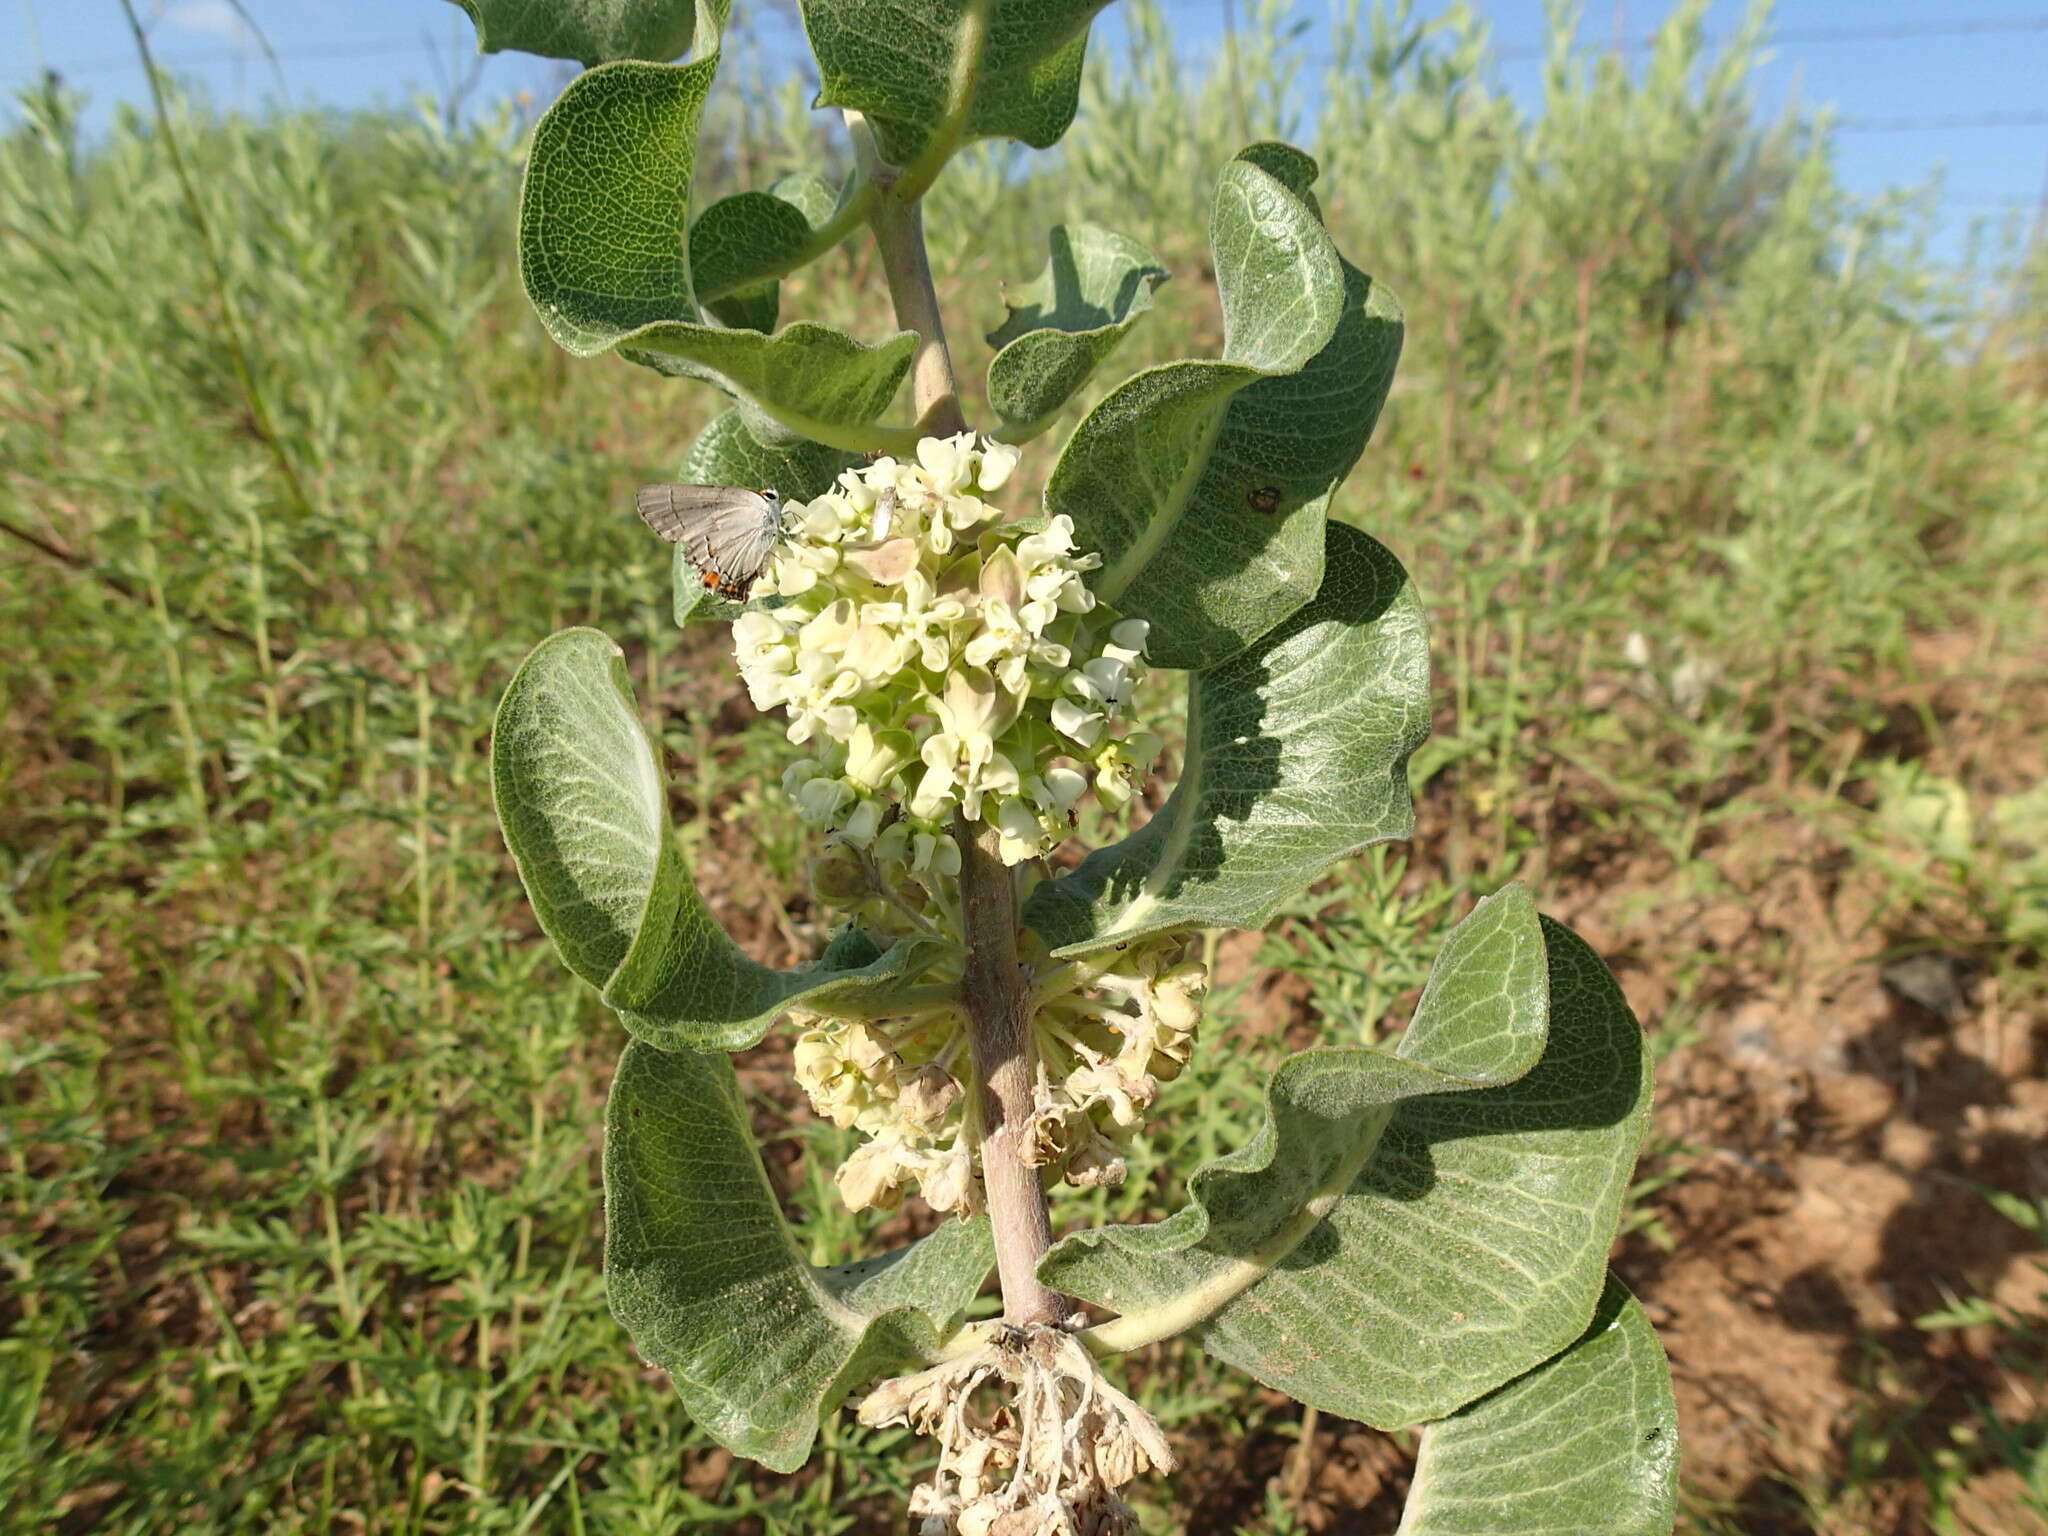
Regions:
[[636, 483, 785, 602]]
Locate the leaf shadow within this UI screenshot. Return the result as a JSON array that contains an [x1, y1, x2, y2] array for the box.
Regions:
[[1279, 921, 1649, 1277], [1090, 522, 1409, 913], [1125, 260, 1401, 667]]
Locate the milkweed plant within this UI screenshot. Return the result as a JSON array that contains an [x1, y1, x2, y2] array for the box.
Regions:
[[464, 1, 1679, 1530]]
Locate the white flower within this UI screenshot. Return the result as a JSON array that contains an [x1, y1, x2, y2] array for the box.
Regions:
[[976, 440, 1020, 492], [916, 434, 969, 495], [1043, 765, 1088, 809], [1083, 654, 1134, 707], [845, 724, 913, 791], [1051, 697, 1105, 748], [995, 798, 1046, 864], [799, 599, 858, 654], [837, 1137, 907, 1211]]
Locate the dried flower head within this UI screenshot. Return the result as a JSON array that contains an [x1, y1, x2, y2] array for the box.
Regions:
[[860, 1323, 1174, 1536]]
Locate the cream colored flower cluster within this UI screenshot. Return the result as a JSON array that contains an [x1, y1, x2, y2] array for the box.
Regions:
[[790, 1001, 978, 1215], [789, 931, 1208, 1215], [1020, 934, 1207, 1190], [734, 434, 1159, 869]]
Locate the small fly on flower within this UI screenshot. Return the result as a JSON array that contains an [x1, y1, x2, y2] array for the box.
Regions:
[[636, 483, 785, 601]]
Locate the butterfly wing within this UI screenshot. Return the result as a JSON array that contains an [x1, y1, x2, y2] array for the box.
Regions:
[[636, 484, 782, 600], [637, 484, 747, 544]]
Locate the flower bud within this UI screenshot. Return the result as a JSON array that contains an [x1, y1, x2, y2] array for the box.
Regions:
[[839, 797, 884, 846], [845, 724, 914, 792], [809, 844, 871, 904]]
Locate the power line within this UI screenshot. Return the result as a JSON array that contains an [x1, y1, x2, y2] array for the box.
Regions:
[[1491, 13, 2048, 57], [1157, 2, 2048, 54], [7, 36, 447, 80], [20, 9, 2048, 81], [1838, 110, 2048, 133], [12, 13, 2048, 142], [1769, 15, 2048, 44]]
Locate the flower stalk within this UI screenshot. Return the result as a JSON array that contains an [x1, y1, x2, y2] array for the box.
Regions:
[[853, 114, 967, 441], [956, 815, 1068, 1327], [854, 126, 1065, 1327]]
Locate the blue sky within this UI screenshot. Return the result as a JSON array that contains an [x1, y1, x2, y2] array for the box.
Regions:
[[4, 1, 2044, 262]]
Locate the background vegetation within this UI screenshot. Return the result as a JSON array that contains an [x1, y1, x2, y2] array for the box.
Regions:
[[2, 2, 2043, 1531]]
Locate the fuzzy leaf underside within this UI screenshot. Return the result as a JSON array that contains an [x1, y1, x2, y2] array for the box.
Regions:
[[985, 224, 1170, 437], [1023, 523, 1428, 957], [800, 0, 1110, 166], [1398, 1279, 1679, 1536], [444, 0, 700, 64], [490, 629, 942, 1050], [1235, 139, 1325, 218], [606, 1039, 993, 1472], [518, 61, 914, 445], [1043, 893, 1653, 1429], [1047, 147, 1404, 670]]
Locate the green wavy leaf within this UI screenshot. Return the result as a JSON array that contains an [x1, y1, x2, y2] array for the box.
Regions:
[[691, 172, 844, 330], [1398, 1279, 1679, 1536], [1234, 138, 1324, 217], [490, 628, 949, 1050], [1048, 147, 1403, 669], [1044, 893, 1653, 1430], [1023, 523, 1429, 957], [443, 0, 701, 64], [985, 224, 1170, 440], [518, 61, 916, 449], [607, 1039, 992, 1472], [800, 0, 1111, 169]]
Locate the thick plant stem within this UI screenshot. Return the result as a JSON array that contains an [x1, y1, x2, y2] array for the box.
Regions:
[[954, 818, 1067, 1327], [857, 110, 1063, 1326], [874, 198, 966, 438], [849, 115, 966, 438]]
